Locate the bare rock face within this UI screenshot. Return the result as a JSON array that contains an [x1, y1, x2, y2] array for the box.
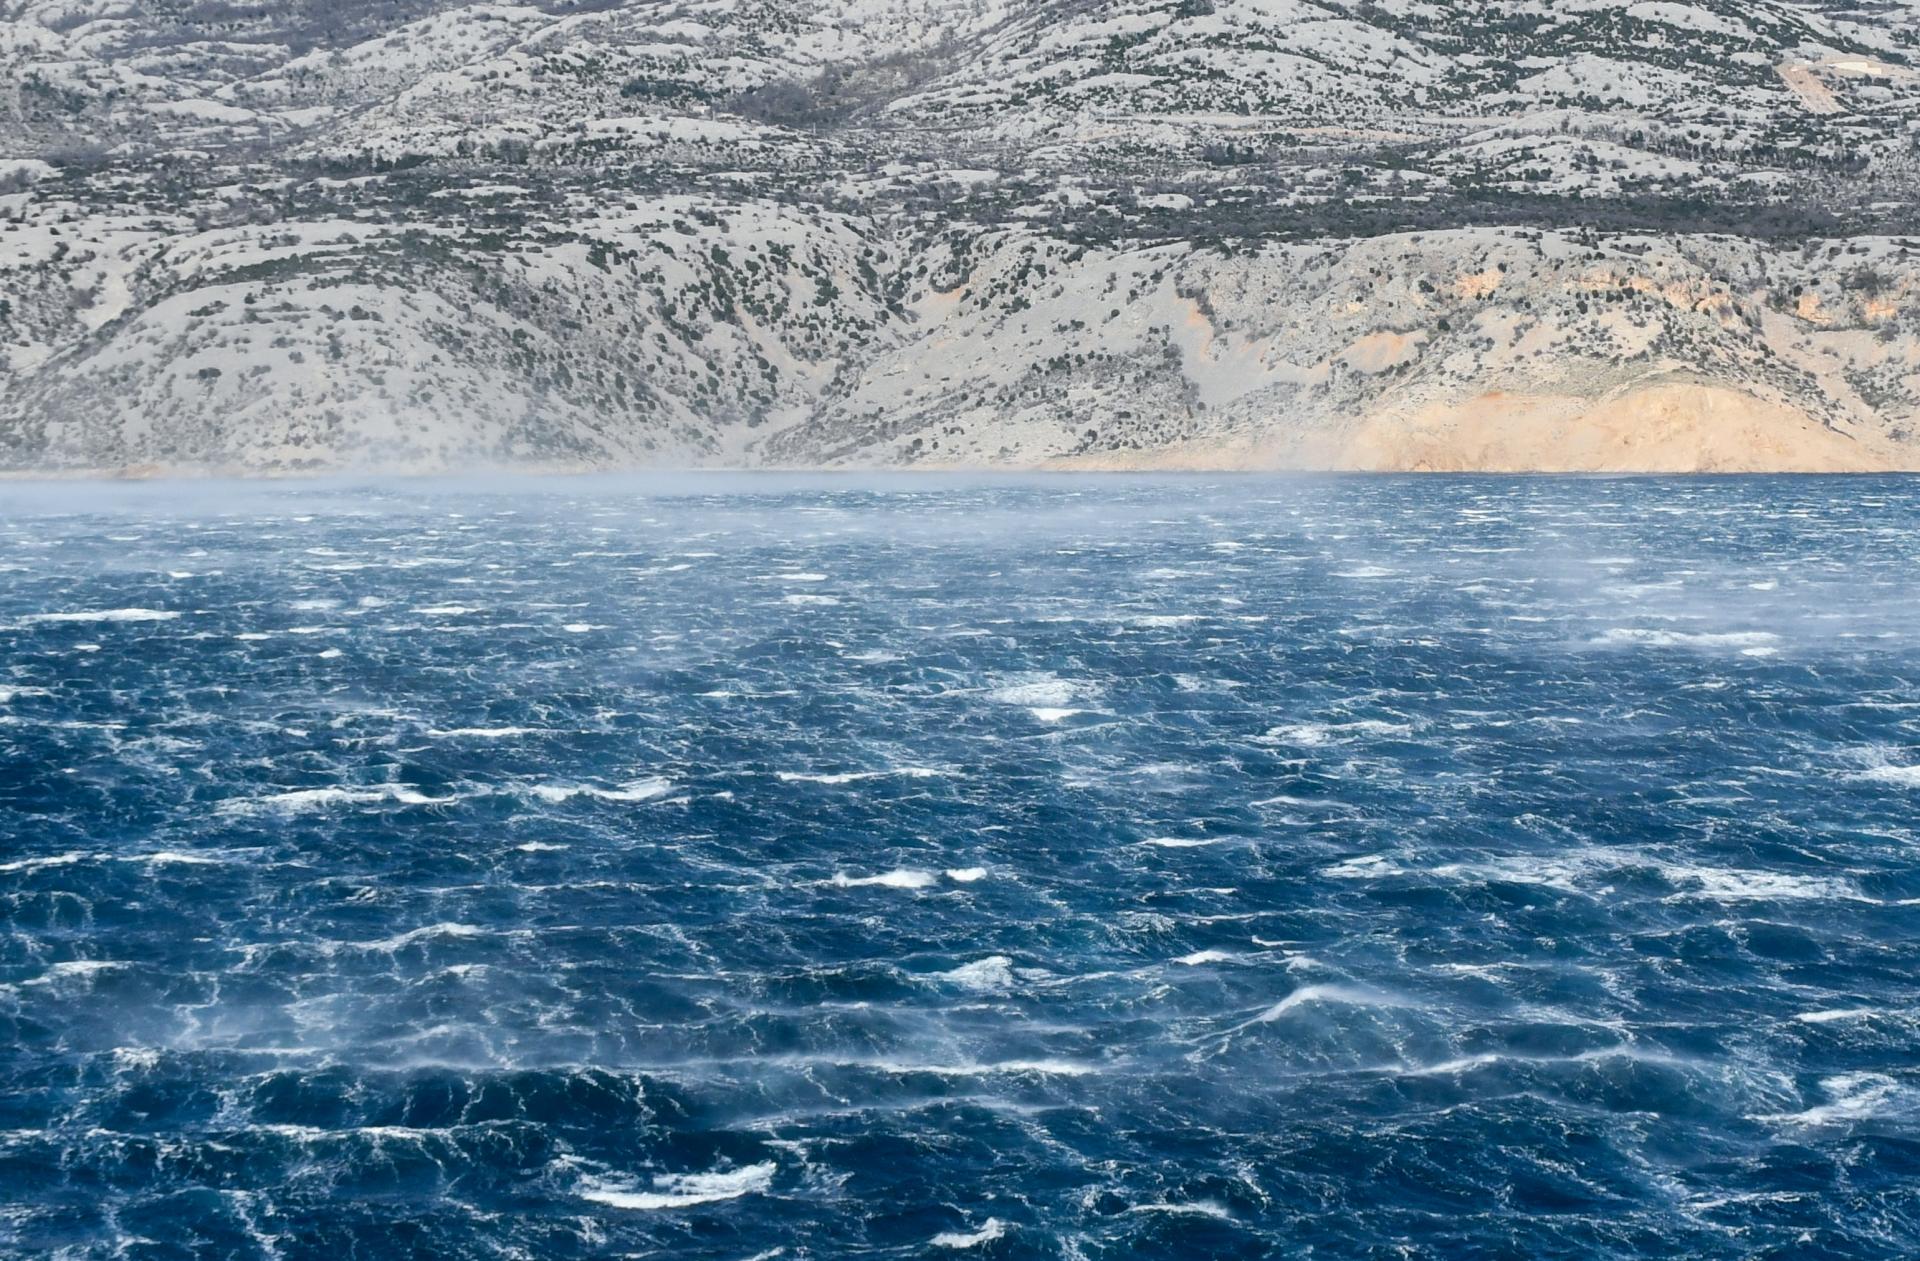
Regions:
[[3, 0, 1920, 473]]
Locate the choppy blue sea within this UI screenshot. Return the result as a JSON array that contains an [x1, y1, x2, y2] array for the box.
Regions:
[[3, 475, 1919, 1260]]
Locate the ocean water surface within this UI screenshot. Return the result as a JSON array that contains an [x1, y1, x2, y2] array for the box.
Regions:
[[2, 474, 1919, 1259]]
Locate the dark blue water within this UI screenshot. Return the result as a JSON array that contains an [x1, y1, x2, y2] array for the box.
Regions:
[[3, 475, 1919, 1260]]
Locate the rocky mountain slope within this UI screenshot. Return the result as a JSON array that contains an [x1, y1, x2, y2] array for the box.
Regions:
[[4, 0, 1920, 471]]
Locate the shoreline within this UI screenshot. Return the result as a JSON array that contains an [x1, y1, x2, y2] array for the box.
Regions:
[[11, 385, 1917, 482], [5, 463, 1920, 485]]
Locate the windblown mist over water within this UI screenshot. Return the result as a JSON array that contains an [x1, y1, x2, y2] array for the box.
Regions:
[[3, 475, 1919, 1259]]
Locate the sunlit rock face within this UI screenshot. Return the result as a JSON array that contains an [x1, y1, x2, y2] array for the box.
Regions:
[[4, 1, 1920, 471]]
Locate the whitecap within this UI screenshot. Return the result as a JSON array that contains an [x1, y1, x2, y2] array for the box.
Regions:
[[1173, 674, 1240, 693], [1140, 837, 1219, 849], [782, 594, 840, 606], [220, 786, 457, 815], [832, 869, 937, 890], [1794, 1008, 1881, 1025], [1859, 765, 1920, 788], [931, 1220, 1007, 1249], [0, 851, 91, 873], [1322, 855, 1403, 879], [1592, 629, 1779, 650], [531, 777, 673, 803], [1759, 1073, 1907, 1127], [945, 866, 989, 883], [940, 956, 1014, 991], [32, 960, 123, 982], [854, 1058, 1095, 1077], [112, 1047, 162, 1071], [777, 768, 945, 785], [1662, 865, 1865, 903], [429, 727, 541, 739], [988, 676, 1088, 708], [355, 922, 486, 952], [577, 1161, 776, 1212], [1125, 1201, 1232, 1219], [22, 608, 179, 624], [1229, 984, 1405, 1031], [413, 605, 479, 617], [1175, 950, 1235, 966], [1265, 720, 1410, 746], [1029, 707, 1083, 722]]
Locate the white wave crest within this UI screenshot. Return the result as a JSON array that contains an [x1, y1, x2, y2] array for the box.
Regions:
[[135, 851, 228, 866], [28, 960, 124, 985], [777, 768, 945, 785], [22, 608, 180, 624], [1322, 854, 1402, 878], [1793, 1008, 1881, 1025], [1592, 629, 1780, 650], [932, 1219, 1007, 1248], [832, 869, 938, 890], [531, 777, 674, 803], [1858, 765, 1920, 788], [220, 786, 457, 815], [1662, 865, 1865, 903], [852, 1058, 1096, 1077], [1265, 720, 1410, 746], [0, 851, 90, 873], [988, 675, 1092, 708], [1759, 1073, 1908, 1127], [940, 956, 1014, 992], [355, 922, 486, 952], [1225, 984, 1407, 1035], [1126, 1200, 1233, 1219], [577, 1161, 776, 1211]]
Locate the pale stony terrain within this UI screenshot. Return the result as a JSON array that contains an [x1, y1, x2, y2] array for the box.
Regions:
[[4, 0, 1920, 472]]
